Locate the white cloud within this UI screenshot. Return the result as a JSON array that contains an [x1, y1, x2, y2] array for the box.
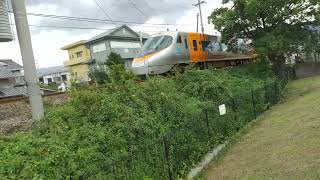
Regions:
[[0, 0, 224, 68]]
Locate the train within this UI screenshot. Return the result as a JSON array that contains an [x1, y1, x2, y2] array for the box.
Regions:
[[131, 31, 253, 75]]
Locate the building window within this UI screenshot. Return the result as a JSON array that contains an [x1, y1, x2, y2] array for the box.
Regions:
[[76, 51, 83, 58], [39, 77, 44, 83], [47, 78, 52, 84], [61, 74, 67, 81], [93, 43, 106, 53], [110, 41, 141, 49]]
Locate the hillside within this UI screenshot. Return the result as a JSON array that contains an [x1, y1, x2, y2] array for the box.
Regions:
[[205, 76, 320, 179]]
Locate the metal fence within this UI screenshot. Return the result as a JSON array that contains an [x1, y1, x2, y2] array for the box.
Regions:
[[88, 68, 295, 180]]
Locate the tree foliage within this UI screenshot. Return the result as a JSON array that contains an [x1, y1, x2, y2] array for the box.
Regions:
[[105, 52, 124, 67], [209, 0, 320, 76], [88, 52, 134, 86]]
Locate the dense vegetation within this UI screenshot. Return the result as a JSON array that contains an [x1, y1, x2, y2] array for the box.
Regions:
[[209, 0, 320, 77], [0, 61, 286, 179]]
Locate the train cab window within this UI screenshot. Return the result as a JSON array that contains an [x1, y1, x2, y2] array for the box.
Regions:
[[184, 39, 188, 49], [136, 35, 173, 58], [192, 40, 198, 51], [177, 35, 182, 43]]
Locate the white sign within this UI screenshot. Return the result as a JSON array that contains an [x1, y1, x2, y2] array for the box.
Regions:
[[219, 104, 226, 116]]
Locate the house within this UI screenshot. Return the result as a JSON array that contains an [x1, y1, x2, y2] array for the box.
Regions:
[[0, 59, 24, 85], [62, 40, 91, 83], [38, 66, 70, 85], [0, 60, 26, 98], [85, 25, 148, 69]]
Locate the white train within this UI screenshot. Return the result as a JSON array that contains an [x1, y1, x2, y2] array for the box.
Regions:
[[132, 31, 253, 75]]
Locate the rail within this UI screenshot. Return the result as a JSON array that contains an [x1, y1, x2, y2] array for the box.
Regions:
[[0, 92, 67, 104]]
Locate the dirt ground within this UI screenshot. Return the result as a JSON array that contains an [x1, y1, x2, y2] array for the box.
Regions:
[[0, 93, 69, 135]]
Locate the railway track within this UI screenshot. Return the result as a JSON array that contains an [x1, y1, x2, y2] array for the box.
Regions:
[[0, 92, 67, 104]]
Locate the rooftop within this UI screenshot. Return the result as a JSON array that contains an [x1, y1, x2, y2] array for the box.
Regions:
[[86, 25, 142, 44], [61, 40, 87, 50], [0, 66, 15, 79], [0, 59, 23, 70], [37, 66, 69, 77], [0, 86, 27, 98]]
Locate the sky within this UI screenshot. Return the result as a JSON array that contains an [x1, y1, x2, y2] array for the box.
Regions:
[[0, 0, 223, 68]]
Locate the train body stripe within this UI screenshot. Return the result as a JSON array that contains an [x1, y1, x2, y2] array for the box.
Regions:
[[133, 52, 160, 63]]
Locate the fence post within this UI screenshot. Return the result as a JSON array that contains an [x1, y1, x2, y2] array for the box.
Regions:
[[203, 109, 210, 139], [264, 84, 270, 110], [274, 81, 278, 103], [162, 136, 173, 180], [251, 90, 257, 119], [231, 98, 238, 121]]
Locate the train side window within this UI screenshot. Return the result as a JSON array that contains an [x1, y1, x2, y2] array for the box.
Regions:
[[177, 35, 182, 43], [184, 39, 188, 49], [193, 40, 198, 51], [202, 41, 210, 51]]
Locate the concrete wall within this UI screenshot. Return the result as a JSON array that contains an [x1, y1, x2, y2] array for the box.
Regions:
[[295, 62, 320, 78], [90, 40, 112, 64], [69, 64, 90, 82], [66, 44, 91, 63]]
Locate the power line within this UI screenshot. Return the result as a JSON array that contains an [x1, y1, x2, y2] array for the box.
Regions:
[[9, 23, 168, 33], [127, 0, 148, 19], [93, 0, 116, 26], [8, 11, 191, 27], [28, 24, 114, 30]]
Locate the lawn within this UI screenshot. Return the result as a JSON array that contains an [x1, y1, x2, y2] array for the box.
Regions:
[[204, 76, 320, 180]]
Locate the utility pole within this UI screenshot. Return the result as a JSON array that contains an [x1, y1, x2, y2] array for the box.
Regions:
[[196, 13, 199, 33], [12, 0, 44, 119], [193, 0, 206, 34]]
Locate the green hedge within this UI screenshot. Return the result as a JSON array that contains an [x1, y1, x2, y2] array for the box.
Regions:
[[0, 63, 291, 179]]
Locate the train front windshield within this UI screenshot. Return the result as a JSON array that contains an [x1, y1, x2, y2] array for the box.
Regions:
[[137, 36, 172, 58]]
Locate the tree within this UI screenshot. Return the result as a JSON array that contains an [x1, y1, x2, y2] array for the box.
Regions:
[[88, 64, 109, 86], [209, 0, 320, 77], [89, 52, 135, 86], [105, 52, 124, 67]]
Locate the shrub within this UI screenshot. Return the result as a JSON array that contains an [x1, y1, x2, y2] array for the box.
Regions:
[[0, 62, 285, 179]]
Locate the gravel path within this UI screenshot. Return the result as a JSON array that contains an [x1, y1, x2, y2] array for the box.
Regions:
[[0, 93, 69, 135]]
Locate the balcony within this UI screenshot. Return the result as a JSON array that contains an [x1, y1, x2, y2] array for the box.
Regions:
[[64, 57, 89, 67]]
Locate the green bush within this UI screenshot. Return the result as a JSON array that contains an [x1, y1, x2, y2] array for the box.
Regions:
[[0, 62, 286, 179]]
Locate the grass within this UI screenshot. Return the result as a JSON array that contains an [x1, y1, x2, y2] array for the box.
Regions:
[[204, 76, 320, 180]]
